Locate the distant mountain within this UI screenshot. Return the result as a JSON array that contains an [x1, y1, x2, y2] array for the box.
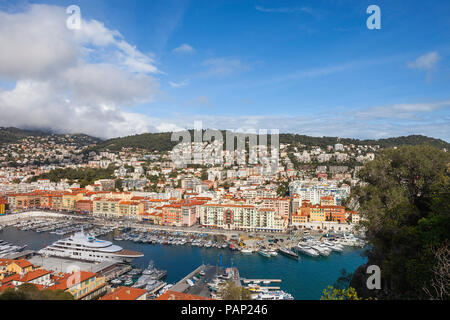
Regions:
[[279, 134, 450, 150], [91, 132, 176, 152], [2, 127, 448, 152], [89, 130, 449, 153], [0, 127, 102, 146]]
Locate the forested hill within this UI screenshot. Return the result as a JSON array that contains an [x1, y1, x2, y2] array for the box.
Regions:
[[0, 127, 102, 146], [90, 131, 449, 152], [0, 127, 48, 144], [2, 127, 448, 152], [279, 134, 450, 149]]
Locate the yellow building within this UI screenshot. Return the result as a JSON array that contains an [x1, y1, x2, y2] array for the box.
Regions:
[[310, 206, 326, 222], [0, 201, 5, 214], [62, 192, 84, 211], [93, 198, 120, 217], [118, 201, 144, 219], [49, 271, 107, 300], [51, 195, 63, 210], [6, 259, 36, 275]]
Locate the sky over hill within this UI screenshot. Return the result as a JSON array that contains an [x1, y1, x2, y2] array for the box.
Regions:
[[0, 0, 449, 140]]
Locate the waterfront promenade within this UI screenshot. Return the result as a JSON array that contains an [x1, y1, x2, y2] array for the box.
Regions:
[[0, 210, 291, 238]]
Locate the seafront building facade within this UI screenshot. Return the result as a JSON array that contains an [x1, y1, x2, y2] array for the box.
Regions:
[[203, 204, 287, 232], [4, 187, 357, 232]]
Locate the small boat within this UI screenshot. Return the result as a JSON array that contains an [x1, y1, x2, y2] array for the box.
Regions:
[[253, 290, 294, 300], [278, 247, 299, 260], [268, 249, 278, 256], [311, 244, 331, 256], [111, 278, 122, 285], [186, 279, 194, 286], [258, 249, 271, 258], [124, 279, 133, 286], [297, 243, 320, 257], [240, 248, 253, 254]]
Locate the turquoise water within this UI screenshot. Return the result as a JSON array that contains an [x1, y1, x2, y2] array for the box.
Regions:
[[0, 227, 367, 299]]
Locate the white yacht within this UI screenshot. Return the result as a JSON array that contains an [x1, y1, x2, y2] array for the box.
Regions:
[[310, 243, 331, 256], [323, 240, 344, 252], [253, 290, 294, 300], [296, 243, 320, 257], [38, 231, 143, 263]]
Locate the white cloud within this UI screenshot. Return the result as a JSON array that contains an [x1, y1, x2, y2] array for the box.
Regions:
[[355, 100, 450, 120], [0, 5, 78, 80], [0, 4, 160, 138], [169, 80, 190, 88], [407, 51, 440, 71], [172, 43, 195, 54]]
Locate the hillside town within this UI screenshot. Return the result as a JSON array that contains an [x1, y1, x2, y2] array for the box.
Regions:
[[0, 133, 370, 300], [0, 133, 367, 233]]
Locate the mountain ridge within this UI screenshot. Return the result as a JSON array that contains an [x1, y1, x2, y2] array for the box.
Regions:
[[1, 127, 448, 151]]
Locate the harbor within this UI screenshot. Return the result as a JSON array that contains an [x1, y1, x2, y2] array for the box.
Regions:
[[0, 217, 367, 299]]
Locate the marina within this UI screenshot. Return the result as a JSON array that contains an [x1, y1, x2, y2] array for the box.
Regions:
[[0, 220, 367, 299]]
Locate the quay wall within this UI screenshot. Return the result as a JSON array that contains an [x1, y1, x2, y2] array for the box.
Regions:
[[0, 211, 62, 224]]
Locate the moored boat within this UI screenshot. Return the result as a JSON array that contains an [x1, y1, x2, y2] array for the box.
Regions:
[[258, 249, 271, 258], [278, 247, 299, 260]]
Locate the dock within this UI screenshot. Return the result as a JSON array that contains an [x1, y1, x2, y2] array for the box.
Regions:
[[245, 286, 281, 291], [147, 281, 166, 295], [242, 278, 282, 284]]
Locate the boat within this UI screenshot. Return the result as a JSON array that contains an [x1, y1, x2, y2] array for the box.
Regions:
[[124, 279, 133, 286], [311, 244, 331, 256], [268, 249, 278, 257], [240, 248, 253, 254], [133, 275, 152, 288], [142, 261, 167, 280], [323, 240, 344, 252], [111, 278, 122, 285], [258, 249, 271, 258], [145, 280, 165, 292], [253, 290, 294, 300], [186, 279, 194, 286], [296, 243, 320, 257], [278, 247, 299, 260], [38, 230, 143, 263]]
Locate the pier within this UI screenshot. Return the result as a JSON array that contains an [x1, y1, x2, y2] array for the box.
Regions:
[[242, 278, 282, 284]]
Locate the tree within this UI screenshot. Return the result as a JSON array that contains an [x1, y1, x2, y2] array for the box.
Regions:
[[218, 281, 252, 300], [277, 181, 290, 197], [321, 286, 361, 300], [350, 144, 450, 299], [0, 283, 74, 300], [422, 241, 450, 300], [115, 179, 123, 191]]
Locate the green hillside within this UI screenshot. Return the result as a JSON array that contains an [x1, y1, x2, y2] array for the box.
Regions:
[[0, 127, 102, 146], [92, 131, 449, 152], [2, 127, 448, 152]]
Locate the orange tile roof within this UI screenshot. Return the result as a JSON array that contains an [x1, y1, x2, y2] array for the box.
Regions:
[[11, 259, 34, 269], [47, 271, 97, 291], [156, 290, 213, 300], [17, 269, 51, 282], [99, 286, 147, 300]]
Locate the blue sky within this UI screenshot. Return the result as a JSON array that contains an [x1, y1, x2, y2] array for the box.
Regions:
[[0, 0, 449, 140]]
